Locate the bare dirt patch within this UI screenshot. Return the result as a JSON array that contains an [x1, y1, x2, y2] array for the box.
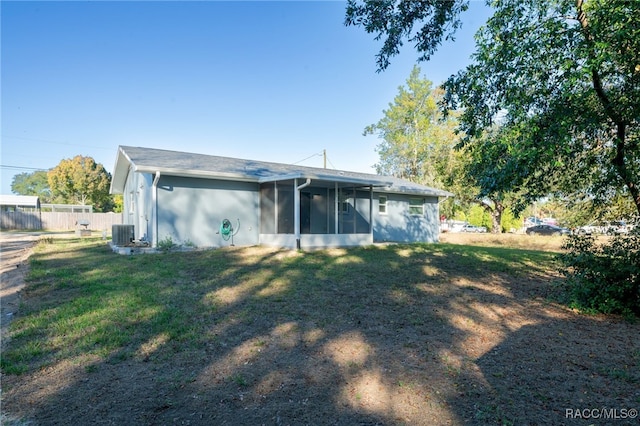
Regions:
[[0, 233, 39, 344], [1, 236, 639, 425]]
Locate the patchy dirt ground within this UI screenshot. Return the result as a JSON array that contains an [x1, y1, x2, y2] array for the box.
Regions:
[[1, 233, 639, 425], [0, 233, 39, 345]]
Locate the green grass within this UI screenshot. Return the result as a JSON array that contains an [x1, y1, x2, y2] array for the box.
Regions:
[[1, 237, 558, 376]]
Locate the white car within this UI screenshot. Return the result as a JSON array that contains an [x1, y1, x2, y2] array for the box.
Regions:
[[461, 224, 487, 233], [603, 221, 628, 235], [575, 224, 600, 235]]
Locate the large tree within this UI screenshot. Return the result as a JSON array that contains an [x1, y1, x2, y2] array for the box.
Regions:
[[346, 0, 640, 215], [11, 170, 55, 203], [458, 125, 522, 233], [47, 155, 112, 211], [364, 65, 460, 190]]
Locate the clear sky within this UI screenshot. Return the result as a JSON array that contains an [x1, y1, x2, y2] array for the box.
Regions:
[[1, 0, 492, 195]]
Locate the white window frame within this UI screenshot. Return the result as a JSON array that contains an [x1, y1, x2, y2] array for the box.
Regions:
[[129, 191, 135, 214], [379, 195, 387, 215], [409, 198, 424, 216]]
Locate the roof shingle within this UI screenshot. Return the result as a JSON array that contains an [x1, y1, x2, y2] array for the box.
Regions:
[[111, 145, 453, 197]]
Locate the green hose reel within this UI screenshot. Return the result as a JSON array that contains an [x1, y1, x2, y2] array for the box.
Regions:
[[219, 218, 239, 245]]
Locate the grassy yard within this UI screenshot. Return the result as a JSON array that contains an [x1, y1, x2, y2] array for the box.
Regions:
[[1, 235, 639, 425]]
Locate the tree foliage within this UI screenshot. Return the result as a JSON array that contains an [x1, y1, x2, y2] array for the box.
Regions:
[[11, 170, 54, 203], [457, 125, 523, 232], [443, 0, 640, 214], [364, 65, 518, 232], [47, 156, 112, 211], [364, 65, 460, 189], [345, 0, 469, 71], [560, 231, 640, 318], [346, 0, 640, 215]]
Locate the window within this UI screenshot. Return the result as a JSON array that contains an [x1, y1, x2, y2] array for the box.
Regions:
[[129, 192, 135, 214], [379, 195, 387, 214], [339, 193, 350, 214], [409, 198, 423, 215], [341, 200, 350, 214]]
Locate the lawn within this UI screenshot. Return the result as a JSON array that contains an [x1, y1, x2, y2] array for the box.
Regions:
[[1, 235, 639, 425]]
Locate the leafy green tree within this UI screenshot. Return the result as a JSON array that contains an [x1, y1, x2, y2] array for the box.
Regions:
[[500, 207, 521, 233], [443, 0, 640, 215], [346, 0, 640, 215], [47, 155, 112, 212], [345, 0, 469, 71], [457, 125, 520, 233], [364, 65, 461, 189], [364, 65, 518, 232], [10, 170, 54, 203], [111, 194, 123, 213], [467, 204, 491, 230]]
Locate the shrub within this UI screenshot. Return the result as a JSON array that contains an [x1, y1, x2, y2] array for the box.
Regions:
[[157, 236, 176, 253], [559, 230, 640, 317]]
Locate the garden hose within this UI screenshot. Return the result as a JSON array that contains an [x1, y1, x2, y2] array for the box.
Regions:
[[220, 218, 240, 241]]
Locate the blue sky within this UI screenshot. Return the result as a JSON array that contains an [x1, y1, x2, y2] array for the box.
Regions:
[[1, 1, 492, 195]]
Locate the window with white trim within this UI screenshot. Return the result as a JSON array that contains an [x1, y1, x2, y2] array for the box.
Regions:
[[129, 192, 135, 214], [379, 195, 387, 214], [409, 198, 423, 215]]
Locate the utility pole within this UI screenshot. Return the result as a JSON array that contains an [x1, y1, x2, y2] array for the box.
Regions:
[[323, 149, 326, 169]]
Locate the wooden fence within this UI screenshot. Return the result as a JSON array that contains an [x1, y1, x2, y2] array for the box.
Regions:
[[1, 211, 123, 231]]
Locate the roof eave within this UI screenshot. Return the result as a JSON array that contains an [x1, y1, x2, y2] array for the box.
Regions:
[[258, 172, 393, 187], [109, 147, 132, 194], [378, 187, 455, 198], [134, 166, 258, 183]]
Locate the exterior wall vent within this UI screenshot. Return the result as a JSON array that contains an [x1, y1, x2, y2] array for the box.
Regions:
[[112, 224, 134, 246]]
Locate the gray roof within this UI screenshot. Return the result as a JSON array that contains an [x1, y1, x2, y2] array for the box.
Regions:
[[110, 145, 453, 198], [0, 194, 40, 207]]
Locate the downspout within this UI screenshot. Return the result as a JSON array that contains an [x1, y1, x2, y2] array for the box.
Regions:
[[294, 178, 311, 249], [151, 171, 161, 248], [352, 187, 357, 234], [334, 182, 339, 234], [369, 185, 373, 239]]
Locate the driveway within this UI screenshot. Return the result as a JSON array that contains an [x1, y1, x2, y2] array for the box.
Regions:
[[0, 232, 43, 347]]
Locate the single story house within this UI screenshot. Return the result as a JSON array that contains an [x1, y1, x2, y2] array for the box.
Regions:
[[109, 146, 452, 249]]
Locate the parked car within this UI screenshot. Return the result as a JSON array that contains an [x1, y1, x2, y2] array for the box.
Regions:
[[603, 220, 628, 235], [575, 223, 601, 235], [524, 217, 543, 227], [461, 224, 487, 233], [526, 224, 571, 236]]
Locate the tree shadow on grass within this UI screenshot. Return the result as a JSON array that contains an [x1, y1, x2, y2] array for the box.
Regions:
[[450, 317, 640, 425], [2, 242, 639, 425]]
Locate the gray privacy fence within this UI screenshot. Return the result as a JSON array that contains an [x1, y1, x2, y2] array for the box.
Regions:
[[1, 211, 123, 231]]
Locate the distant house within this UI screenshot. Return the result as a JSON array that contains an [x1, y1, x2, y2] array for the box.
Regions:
[[109, 146, 453, 249], [0, 195, 41, 212]]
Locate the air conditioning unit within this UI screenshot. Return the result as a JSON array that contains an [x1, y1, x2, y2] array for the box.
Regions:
[[112, 224, 134, 246]]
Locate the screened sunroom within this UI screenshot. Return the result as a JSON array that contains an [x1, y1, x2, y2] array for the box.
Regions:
[[258, 176, 385, 249]]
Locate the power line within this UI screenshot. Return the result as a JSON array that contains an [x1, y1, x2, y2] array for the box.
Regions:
[[324, 154, 337, 170], [292, 151, 324, 166], [2, 135, 113, 151], [292, 150, 338, 170], [0, 165, 49, 171], [326, 158, 337, 170]]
